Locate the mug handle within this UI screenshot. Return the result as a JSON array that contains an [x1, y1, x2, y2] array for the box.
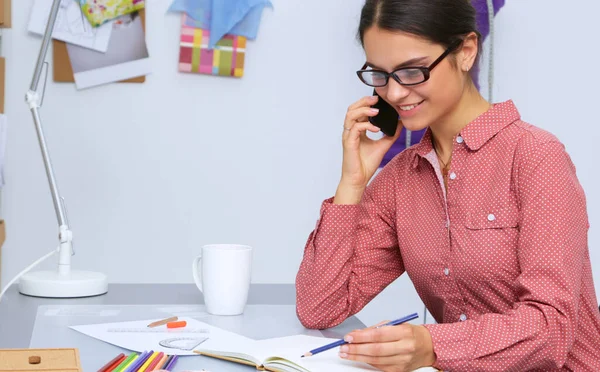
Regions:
[[193, 254, 203, 292]]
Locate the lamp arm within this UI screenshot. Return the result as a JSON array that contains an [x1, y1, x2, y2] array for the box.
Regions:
[[25, 0, 72, 274]]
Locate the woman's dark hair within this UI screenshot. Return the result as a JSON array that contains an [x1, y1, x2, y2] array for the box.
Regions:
[[358, 0, 482, 65]]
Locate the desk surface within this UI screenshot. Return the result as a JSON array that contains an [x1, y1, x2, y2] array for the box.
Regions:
[[0, 283, 365, 371]]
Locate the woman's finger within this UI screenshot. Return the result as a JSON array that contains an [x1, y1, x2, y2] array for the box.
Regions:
[[344, 324, 412, 344], [344, 121, 381, 137], [343, 121, 381, 144], [343, 107, 380, 133], [346, 106, 380, 124], [347, 95, 378, 112], [341, 340, 399, 357]]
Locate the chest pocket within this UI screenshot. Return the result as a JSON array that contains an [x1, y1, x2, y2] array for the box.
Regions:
[[465, 206, 520, 230], [462, 206, 521, 282]]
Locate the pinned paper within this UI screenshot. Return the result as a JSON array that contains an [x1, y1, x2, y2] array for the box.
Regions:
[[169, 0, 272, 49], [28, 0, 113, 52], [78, 0, 145, 27], [66, 12, 151, 90]]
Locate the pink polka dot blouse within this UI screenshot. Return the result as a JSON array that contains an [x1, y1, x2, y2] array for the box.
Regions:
[[295, 100, 600, 371]]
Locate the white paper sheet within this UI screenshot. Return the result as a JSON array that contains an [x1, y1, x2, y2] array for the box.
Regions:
[[28, 0, 112, 52], [67, 12, 151, 90], [69, 317, 255, 356]]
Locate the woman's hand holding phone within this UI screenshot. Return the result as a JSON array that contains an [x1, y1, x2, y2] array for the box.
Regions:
[[334, 95, 402, 205]]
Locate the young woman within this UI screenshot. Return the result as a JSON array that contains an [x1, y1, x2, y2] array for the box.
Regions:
[[295, 0, 600, 371]]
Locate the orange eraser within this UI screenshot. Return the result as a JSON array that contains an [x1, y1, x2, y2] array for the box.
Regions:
[[166, 320, 187, 329]]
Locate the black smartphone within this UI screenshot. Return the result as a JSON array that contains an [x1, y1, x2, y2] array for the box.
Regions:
[[368, 90, 399, 137]]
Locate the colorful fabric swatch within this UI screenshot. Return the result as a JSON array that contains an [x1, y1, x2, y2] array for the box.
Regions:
[[79, 0, 145, 27], [178, 15, 246, 77]]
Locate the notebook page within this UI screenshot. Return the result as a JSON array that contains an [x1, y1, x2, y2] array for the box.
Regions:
[[257, 335, 378, 372], [257, 335, 439, 372]]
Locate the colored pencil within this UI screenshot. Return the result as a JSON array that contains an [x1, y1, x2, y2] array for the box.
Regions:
[[98, 353, 125, 372], [301, 313, 419, 358], [114, 353, 138, 372], [104, 355, 127, 372], [147, 316, 178, 328], [124, 350, 151, 372], [144, 351, 164, 371], [160, 355, 174, 370], [152, 354, 168, 371], [164, 355, 179, 371], [138, 351, 159, 371]]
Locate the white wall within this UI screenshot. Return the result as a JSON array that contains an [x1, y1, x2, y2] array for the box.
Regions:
[[490, 0, 600, 297], [1, 0, 599, 327]]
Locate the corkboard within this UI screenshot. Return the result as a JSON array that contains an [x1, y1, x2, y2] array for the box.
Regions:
[[0, 0, 11, 28]]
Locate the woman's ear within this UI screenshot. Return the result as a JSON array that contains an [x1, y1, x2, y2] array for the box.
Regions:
[[459, 32, 479, 72]]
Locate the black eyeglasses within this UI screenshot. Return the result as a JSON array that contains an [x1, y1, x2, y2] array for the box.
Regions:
[[356, 39, 463, 87]]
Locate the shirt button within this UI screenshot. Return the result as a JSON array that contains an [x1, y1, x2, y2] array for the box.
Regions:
[[459, 314, 467, 321], [456, 136, 464, 144], [443, 268, 450, 276], [449, 172, 457, 180], [487, 214, 496, 221]]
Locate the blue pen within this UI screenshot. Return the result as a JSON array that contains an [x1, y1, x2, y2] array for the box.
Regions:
[[300, 313, 419, 358], [124, 350, 152, 372]]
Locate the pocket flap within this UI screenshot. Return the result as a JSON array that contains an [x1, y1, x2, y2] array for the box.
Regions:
[[466, 207, 519, 229]]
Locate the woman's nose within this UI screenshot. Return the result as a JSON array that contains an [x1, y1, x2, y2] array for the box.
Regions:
[[384, 78, 411, 103]]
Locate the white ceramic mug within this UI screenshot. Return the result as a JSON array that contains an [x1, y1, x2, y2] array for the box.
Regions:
[[192, 244, 253, 315]]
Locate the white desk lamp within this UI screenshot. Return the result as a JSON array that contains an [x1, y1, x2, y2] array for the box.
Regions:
[[17, 0, 108, 298]]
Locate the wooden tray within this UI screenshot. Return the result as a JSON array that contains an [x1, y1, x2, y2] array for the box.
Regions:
[[0, 348, 82, 372]]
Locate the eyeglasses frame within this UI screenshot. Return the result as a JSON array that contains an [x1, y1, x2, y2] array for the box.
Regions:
[[356, 39, 464, 87]]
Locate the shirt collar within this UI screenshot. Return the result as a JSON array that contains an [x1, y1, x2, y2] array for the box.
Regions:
[[411, 100, 521, 168]]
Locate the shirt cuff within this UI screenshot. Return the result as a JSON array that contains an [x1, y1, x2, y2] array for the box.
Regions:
[[424, 322, 475, 370]]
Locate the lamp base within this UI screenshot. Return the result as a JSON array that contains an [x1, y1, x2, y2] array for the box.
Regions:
[[18, 270, 108, 298]]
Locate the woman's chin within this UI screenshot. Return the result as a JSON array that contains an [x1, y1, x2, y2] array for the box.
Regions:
[[401, 119, 429, 132]]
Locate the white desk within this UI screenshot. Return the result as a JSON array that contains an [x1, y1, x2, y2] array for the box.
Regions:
[[0, 283, 365, 371]]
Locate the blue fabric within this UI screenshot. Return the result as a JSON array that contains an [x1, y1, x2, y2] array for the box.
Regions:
[[169, 0, 210, 26], [169, 0, 272, 48]]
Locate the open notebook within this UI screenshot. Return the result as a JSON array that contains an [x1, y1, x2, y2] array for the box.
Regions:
[[194, 334, 438, 372]]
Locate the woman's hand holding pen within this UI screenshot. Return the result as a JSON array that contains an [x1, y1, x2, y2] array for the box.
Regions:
[[334, 95, 402, 205], [339, 322, 436, 372]]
